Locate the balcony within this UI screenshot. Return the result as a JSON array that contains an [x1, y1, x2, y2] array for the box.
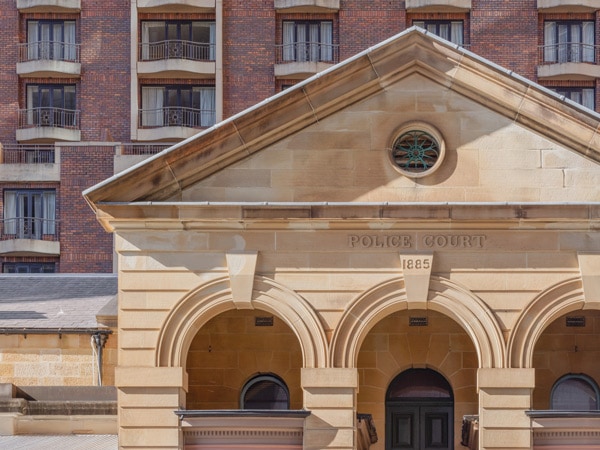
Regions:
[[16, 0, 80, 12], [274, 0, 340, 12], [538, 43, 600, 80], [0, 145, 59, 181], [137, 0, 214, 13], [275, 42, 339, 79], [527, 411, 600, 448], [0, 218, 60, 256], [537, 0, 599, 12], [17, 42, 81, 78], [17, 108, 80, 142], [114, 143, 173, 173], [405, 0, 471, 12], [138, 41, 215, 79], [137, 107, 215, 141]]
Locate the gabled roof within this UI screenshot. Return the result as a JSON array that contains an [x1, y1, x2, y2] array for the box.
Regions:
[[84, 27, 600, 207]]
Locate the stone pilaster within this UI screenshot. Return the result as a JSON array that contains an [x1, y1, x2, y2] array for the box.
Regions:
[[301, 368, 358, 450], [117, 367, 187, 450], [478, 368, 535, 450]]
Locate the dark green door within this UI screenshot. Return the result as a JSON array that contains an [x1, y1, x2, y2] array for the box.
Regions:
[[386, 369, 454, 450]]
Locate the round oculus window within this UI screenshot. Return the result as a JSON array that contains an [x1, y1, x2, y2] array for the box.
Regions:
[[389, 124, 445, 178]]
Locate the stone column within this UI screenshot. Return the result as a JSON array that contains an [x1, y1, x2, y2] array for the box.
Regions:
[[301, 368, 358, 450], [117, 366, 187, 450], [478, 368, 535, 450]]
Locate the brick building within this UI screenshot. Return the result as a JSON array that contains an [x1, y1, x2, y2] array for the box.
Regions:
[[0, 0, 599, 274]]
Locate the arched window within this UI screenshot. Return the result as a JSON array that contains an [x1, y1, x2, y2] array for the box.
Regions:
[[550, 374, 600, 410], [241, 374, 290, 410]]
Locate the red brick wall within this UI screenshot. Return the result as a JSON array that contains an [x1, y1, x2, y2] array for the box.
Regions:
[[58, 145, 114, 273]]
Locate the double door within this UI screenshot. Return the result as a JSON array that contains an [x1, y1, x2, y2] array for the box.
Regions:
[[386, 404, 453, 450]]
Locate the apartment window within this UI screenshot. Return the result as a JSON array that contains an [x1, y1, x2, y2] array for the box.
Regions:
[[3, 262, 55, 273], [26, 20, 76, 61], [141, 85, 215, 128], [282, 21, 334, 62], [551, 87, 595, 110], [551, 374, 599, 410], [3, 190, 56, 239], [241, 374, 290, 410], [141, 21, 216, 61], [544, 21, 595, 63], [26, 84, 77, 128], [413, 20, 463, 46]]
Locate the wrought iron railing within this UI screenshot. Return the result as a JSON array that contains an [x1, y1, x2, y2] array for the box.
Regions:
[[139, 40, 215, 61], [0, 217, 59, 241], [275, 42, 339, 65], [18, 41, 80, 63], [1, 145, 55, 164], [138, 107, 216, 129], [539, 42, 599, 65], [18, 108, 80, 130]]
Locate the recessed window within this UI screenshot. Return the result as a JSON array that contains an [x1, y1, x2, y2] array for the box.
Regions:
[[3, 262, 56, 273], [140, 21, 215, 62], [25, 84, 77, 129], [550, 87, 595, 110], [241, 374, 290, 410], [550, 374, 600, 410], [280, 21, 335, 63], [25, 20, 77, 62], [543, 21, 595, 64], [3, 189, 57, 239], [140, 85, 215, 128], [413, 20, 464, 46], [389, 123, 445, 178]]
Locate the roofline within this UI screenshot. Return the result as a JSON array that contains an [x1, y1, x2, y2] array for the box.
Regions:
[[83, 26, 600, 205]]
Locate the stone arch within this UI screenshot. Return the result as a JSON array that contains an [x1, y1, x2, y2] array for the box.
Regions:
[[507, 278, 585, 369], [330, 276, 505, 369], [156, 275, 329, 369]]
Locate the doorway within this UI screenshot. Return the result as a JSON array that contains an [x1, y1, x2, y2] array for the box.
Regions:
[[386, 368, 453, 450]]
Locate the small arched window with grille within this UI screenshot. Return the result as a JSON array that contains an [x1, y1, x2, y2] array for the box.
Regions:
[[550, 374, 600, 410], [241, 374, 290, 410]]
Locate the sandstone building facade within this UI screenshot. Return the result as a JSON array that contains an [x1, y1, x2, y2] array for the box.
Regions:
[[1, 0, 599, 274], [84, 28, 600, 450]]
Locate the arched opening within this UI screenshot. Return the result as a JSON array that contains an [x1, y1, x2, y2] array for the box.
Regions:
[[532, 309, 600, 409], [550, 374, 600, 411], [185, 309, 303, 410], [357, 309, 477, 450], [386, 368, 454, 450], [241, 373, 290, 410]]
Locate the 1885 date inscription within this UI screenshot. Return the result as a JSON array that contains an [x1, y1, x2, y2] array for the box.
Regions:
[[348, 234, 486, 249]]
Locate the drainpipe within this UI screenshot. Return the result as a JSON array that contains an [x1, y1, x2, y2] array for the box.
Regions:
[[92, 332, 109, 386]]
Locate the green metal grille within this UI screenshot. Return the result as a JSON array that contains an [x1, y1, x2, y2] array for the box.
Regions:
[[391, 130, 440, 173]]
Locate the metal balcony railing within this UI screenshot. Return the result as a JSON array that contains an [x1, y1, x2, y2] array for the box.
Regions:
[[0, 217, 59, 241], [275, 42, 339, 65], [139, 40, 215, 61], [18, 108, 80, 130], [119, 143, 174, 155], [18, 41, 80, 63], [138, 106, 216, 129], [1, 145, 55, 164], [539, 42, 599, 65]]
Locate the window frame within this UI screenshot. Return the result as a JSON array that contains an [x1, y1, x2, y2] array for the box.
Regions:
[[3, 262, 56, 273], [281, 20, 334, 62], [550, 373, 600, 411], [240, 374, 290, 410], [3, 189, 57, 239], [140, 85, 216, 128], [140, 20, 216, 61], [25, 84, 77, 128], [412, 20, 464, 46], [550, 86, 595, 110], [26, 19, 77, 61], [543, 20, 595, 64]]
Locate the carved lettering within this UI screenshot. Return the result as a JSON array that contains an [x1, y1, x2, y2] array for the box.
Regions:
[[348, 234, 412, 248], [348, 234, 487, 249]]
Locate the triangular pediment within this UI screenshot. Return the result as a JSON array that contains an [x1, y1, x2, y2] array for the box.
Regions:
[[85, 27, 600, 210]]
